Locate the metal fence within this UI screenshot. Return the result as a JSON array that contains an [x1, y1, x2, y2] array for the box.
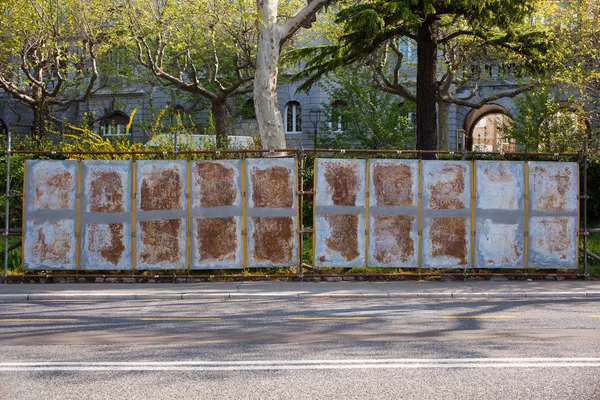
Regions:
[[2, 140, 595, 278]]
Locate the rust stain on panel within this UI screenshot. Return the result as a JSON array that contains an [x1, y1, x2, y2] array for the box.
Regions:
[[483, 165, 513, 184], [322, 214, 360, 262], [324, 162, 359, 206], [195, 162, 237, 208], [536, 217, 571, 259], [35, 170, 74, 210], [251, 217, 294, 263], [430, 217, 468, 265], [139, 219, 181, 264], [88, 171, 125, 213], [428, 166, 466, 210], [197, 217, 237, 263], [32, 220, 73, 264], [88, 223, 125, 266], [532, 166, 572, 212], [373, 215, 415, 264], [140, 166, 182, 211], [251, 166, 293, 208], [372, 164, 414, 206]]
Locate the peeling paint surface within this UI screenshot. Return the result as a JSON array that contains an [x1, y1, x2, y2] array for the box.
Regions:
[[138, 162, 186, 211], [24, 219, 76, 269], [30, 161, 77, 211], [316, 160, 366, 207], [529, 162, 578, 212], [314, 213, 366, 267], [476, 162, 524, 210], [137, 219, 186, 269], [423, 217, 470, 268], [476, 220, 524, 268], [529, 217, 577, 268], [248, 216, 296, 266], [245, 158, 298, 267], [423, 162, 470, 210], [192, 161, 240, 209], [81, 223, 131, 269], [370, 160, 418, 207], [193, 216, 242, 268], [369, 215, 417, 267], [83, 162, 130, 213], [246, 159, 296, 209]]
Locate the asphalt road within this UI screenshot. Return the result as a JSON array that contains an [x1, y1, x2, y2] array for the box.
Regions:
[[1, 298, 599, 399]]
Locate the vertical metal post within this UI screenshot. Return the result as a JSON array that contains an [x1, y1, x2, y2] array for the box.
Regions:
[[3, 130, 12, 281], [298, 148, 305, 279], [583, 136, 589, 278]]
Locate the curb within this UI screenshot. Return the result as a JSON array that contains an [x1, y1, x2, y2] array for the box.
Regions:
[[0, 292, 596, 301]]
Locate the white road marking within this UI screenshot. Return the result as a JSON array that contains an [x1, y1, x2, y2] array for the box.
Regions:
[[1, 358, 599, 371]]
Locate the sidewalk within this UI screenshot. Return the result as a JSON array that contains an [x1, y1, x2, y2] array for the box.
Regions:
[[1, 281, 600, 301]]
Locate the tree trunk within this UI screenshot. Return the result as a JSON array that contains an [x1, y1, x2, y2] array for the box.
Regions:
[[416, 16, 439, 158], [212, 99, 229, 148], [32, 102, 50, 142], [437, 100, 451, 151], [254, 0, 287, 151]]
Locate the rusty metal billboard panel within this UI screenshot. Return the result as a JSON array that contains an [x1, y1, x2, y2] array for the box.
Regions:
[[315, 213, 366, 267], [314, 159, 366, 267], [476, 161, 524, 211], [528, 217, 577, 268], [369, 215, 417, 267], [422, 161, 471, 211], [421, 161, 472, 268], [475, 219, 524, 268], [474, 161, 525, 268], [190, 160, 243, 269], [529, 162, 578, 213], [81, 222, 132, 269], [528, 162, 578, 269], [79, 161, 132, 270], [368, 160, 419, 267], [23, 160, 79, 269], [422, 216, 471, 268], [135, 161, 188, 270], [245, 158, 298, 267], [23, 219, 77, 269]]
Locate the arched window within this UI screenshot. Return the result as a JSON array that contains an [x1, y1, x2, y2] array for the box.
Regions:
[[102, 111, 129, 136], [329, 100, 347, 132], [284, 101, 302, 134]]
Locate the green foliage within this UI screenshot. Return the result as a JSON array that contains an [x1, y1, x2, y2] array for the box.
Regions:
[[316, 69, 416, 149], [499, 88, 592, 153]]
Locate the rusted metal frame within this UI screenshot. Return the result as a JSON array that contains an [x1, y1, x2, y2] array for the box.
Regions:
[[186, 160, 192, 272], [75, 161, 82, 271], [365, 158, 369, 268], [241, 159, 247, 269], [298, 148, 305, 278], [524, 162, 529, 268], [21, 163, 25, 270], [4, 272, 585, 281], [3, 129, 11, 281], [312, 156, 317, 267], [417, 161, 423, 272], [303, 148, 579, 158], [0, 230, 23, 236], [131, 161, 137, 273], [470, 161, 476, 279], [582, 136, 589, 278], [11, 149, 299, 156]]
